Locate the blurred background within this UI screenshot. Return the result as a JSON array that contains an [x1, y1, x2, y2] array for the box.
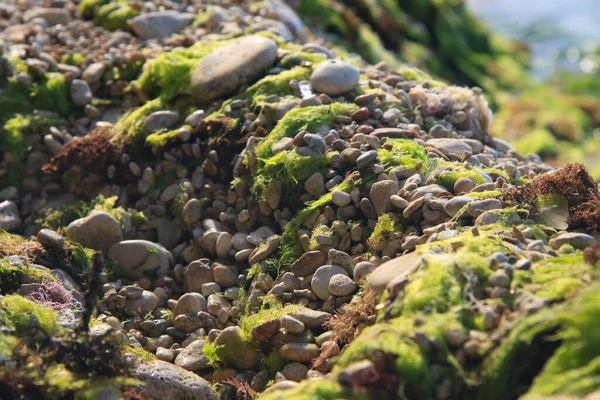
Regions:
[[296, 0, 600, 177]]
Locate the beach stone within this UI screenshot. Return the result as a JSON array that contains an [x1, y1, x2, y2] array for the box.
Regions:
[[69, 79, 92, 107], [82, 63, 105, 84], [289, 308, 331, 329], [444, 196, 475, 217], [143, 111, 179, 134], [252, 318, 281, 342], [311, 264, 349, 300], [247, 226, 276, 245], [356, 150, 378, 169], [332, 190, 351, 207], [37, 229, 64, 248], [67, 211, 123, 254], [328, 249, 354, 275], [303, 133, 327, 152], [272, 137, 294, 154], [174, 293, 207, 317], [369, 252, 422, 295], [310, 59, 359, 96], [109, 240, 171, 280], [467, 199, 503, 218], [192, 36, 278, 103], [369, 180, 400, 216], [249, 235, 280, 264], [353, 261, 375, 282], [328, 274, 356, 296], [212, 264, 237, 288], [185, 110, 206, 126], [184, 260, 214, 292], [215, 232, 232, 259], [454, 177, 474, 194], [0, 200, 21, 232], [427, 138, 472, 157], [280, 343, 320, 362], [305, 172, 325, 197], [182, 198, 202, 224], [130, 11, 194, 40], [133, 361, 217, 400], [23, 7, 70, 25], [550, 232, 596, 250], [280, 315, 305, 334], [291, 250, 326, 277], [175, 340, 211, 371], [281, 362, 308, 382], [124, 290, 159, 315]]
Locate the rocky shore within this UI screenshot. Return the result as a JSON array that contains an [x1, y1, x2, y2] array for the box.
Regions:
[[1, 1, 600, 400]]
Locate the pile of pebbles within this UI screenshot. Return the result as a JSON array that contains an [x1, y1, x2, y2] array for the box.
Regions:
[[1, 1, 599, 399]]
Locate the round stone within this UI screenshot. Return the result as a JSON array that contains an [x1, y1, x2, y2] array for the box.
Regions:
[[67, 211, 123, 254], [332, 190, 351, 207], [328, 274, 356, 296], [311, 264, 349, 300], [174, 293, 207, 317], [310, 59, 360, 96], [109, 240, 171, 280]]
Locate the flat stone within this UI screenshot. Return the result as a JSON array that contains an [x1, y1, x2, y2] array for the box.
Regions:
[[133, 361, 217, 400], [310, 59, 359, 96], [175, 340, 211, 371], [82, 63, 105, 84], [291, 250, 325, 277], [467, 198, 503, 218], [249, 235, 280, 264], [444, 196, 474, 217], [289, 308, 331, 329], [356, 150, 378, 169], [124, 290, 159, 316], [184, 260, 214, 293], [247, 226, 276, 245], [67, 211, 123, 254], [143, 111, 179, 134], [304, 172, 325, 197], [109, 240, 171, 280], [280, 343, 320, 362], [174, 293, 207, 317], [426, 138, 472, 158], [130, 11, 195, 40], [0, 200, 21, 232], [23, 7, 70, 25], [369, 252, 422, 295], [311, 264, 349, 300], [252, 318, 281, 342], [331, 190, 351, 207], [369, 180, 400, 216], [550, 232, 596, 250], [192, 36, 278, 103]]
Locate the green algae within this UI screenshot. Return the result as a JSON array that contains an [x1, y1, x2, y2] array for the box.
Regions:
[[308, 224, 333, 251], [0, 295, 60, 336], [255, 103, 356, 160], [31, 73, 72, 117], [78, 0, 110, 18], [367, 213, 400, 251], [378, 138, 428, 171], [260, 379, 347, 400], [94, 1, 138, 31], [60, 53, 86, 66], [113, 97, 167, 143], [239, 296, 300, 343], [513, 128, 559, 158]]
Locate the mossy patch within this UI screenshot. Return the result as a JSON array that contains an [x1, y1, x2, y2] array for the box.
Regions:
[[378, 138, 428, 171], [78, 0, 110, 18], [94, 1, 139, 31], [60, 53, 86, 66], [112, 97, 167, 143], [367, 213, 400, 251], [0, 295, 60, 336], [31, 73, 72, 117]]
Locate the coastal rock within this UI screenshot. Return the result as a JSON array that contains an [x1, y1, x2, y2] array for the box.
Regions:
[[133, 361, 217, 400], [130, 11, 195, 40], [109, 240, 171, 280], [310, 59, 359, 96], [66, 211, 123, 254], [0, 201, 21, 232]]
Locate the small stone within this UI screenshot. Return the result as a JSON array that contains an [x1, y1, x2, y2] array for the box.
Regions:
[[353, 261, 375, 282], [249, 235, 280, 264], [185, 110, 206, 126], [67, 211, 123, 254], [356, 150, 378, 169], [467, 199, 503, 218], [549, 232, 596, 250], [390, 195, 409, 209], [454, 177, 474, 194], [252, 319, 281, 342], [109, 240, 171, 280], [37, 228, 64, 248], [279, 343, 320, 362], [174, 293, 207, 317], [247, 226, 276, 245], [182, 198, 202, 224], [328, 248, 354, 275], [69, 79, 92, 107], [280, 315, 305, 334], [215, 232, 232, 260], [143, 111, 179, 134], [427, 138, 472, 158], [273, 137, 294, 154], [0, 200, 21, 232], [291, 250, 326, 277], [311, 265, 349, 300], [212, 264, 238, 288], [124, 290, 159, 316], [289, 308, 331, 329], [175, 340, 211, 371], [331, 190, 351, 207], [82, 63, 105, 84], [192, 36, 278, 103], [304, 172, 325, 197], [281, 362, 308, 382], [23, 7, 70, 25], [303, 133, 326, 152], [133, 361, 216, 400], [488, 271, 511, 288], [310, 59, 359, 96], [444, 196, 474, 217], [130, 11, 194, 40], [369, 180, 400, 216], [328, 274, 356, 296], [369, 252, 421, 295], [337, 360, 379, 387], [156, 347, 175, 362]]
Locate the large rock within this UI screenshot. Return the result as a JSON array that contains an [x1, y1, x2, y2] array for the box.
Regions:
[[66, 211, 123, 254], [133, 360, 217, 400], [129, 11, 195, 40], [108, 240, 171, 280], [369, 252, 422, 295], [191, 36, 278, 104], [0, 200, 21, 232]]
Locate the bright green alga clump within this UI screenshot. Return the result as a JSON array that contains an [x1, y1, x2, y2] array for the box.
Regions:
[[259, 378, 347, 400], [113, 97, 167, 143], [513, 128, 559, 158], [377, 138, 428, 171], [0, 295, 60, 336], [239, 296, 300, 342], [78, 0, 110, 18], [60, 53, 86, 66], [31, 73, 72, 117], [367, 213, 400, 251], [94, 1, 138, 31]]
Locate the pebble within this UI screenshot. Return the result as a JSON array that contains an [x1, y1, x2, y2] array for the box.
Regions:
[[212, 264, 238, 288], [356, 150, 378, 169], [281, 362, 308, 382], [249, 235, 280, 264], [331, 190, 351, 207], [454, 177, 474, 194], [130, 11, 195, 40], [174, 340, 211, 371], [279, 343, 320, 362], [66, 211, 123, 254], [369, 252, 422, 295], [69, 79, 92, 107], [280, 315, 305, 334], [82, 63, 105, 84], [174, 293, 207, 317], [303, 133, 327, 152], [291, 250, 326, 277], [23, 7, 70, 25], [311, 264, 349, 300], [109, 240, 171, 280], [133, 361, 216, 400], [124, 290, 159, 316], [0, 200, 21, 232], [310, 59, 359, 95], [549, 232, 596, 250], [143, 111, 180, 134], [305, 172, 325, 197], [369, 180, 400, 215], [328, 273, 356, 296], [192, 36, 278, 103], [289, 308, 331, 329], [444, 196, 475, 217], [36, 228, 64, 248], [353, 261, 375, 282], [427, 138, 472, 158]]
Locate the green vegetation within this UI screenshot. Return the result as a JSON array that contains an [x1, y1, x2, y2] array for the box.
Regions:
[[94, 1, 139, 31], [31, 73, 72, 117], [60, 53, 86, 66], [0, 295, 60, 336], [367, 213, 400, 251]]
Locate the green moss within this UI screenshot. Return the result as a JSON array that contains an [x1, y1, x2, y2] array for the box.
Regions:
[[436, 166, 487, 190], [367, 213, 400, 251], [78, 0, 110, 18], [60, 53, 86, 66], [527, 255, 593, 301], [0, 79, 34, 121], [103, 60, 144, 82], [94, 1, 138, 31], [0, 295, 60, 336], [308, 224, 333, 251], [255, 103, 356, 160], [113, 97, 166, 143], [239, 296, 301, 343], [378, 138, 428, 171], [280, 52, 327, 69], [202, 341, 221, 366], [466, 190, 502, 199], [259, 378, 347, 400], [146, 125, 191, 148], [31, 73, 72, 116], [123, 345, 156, 362]]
